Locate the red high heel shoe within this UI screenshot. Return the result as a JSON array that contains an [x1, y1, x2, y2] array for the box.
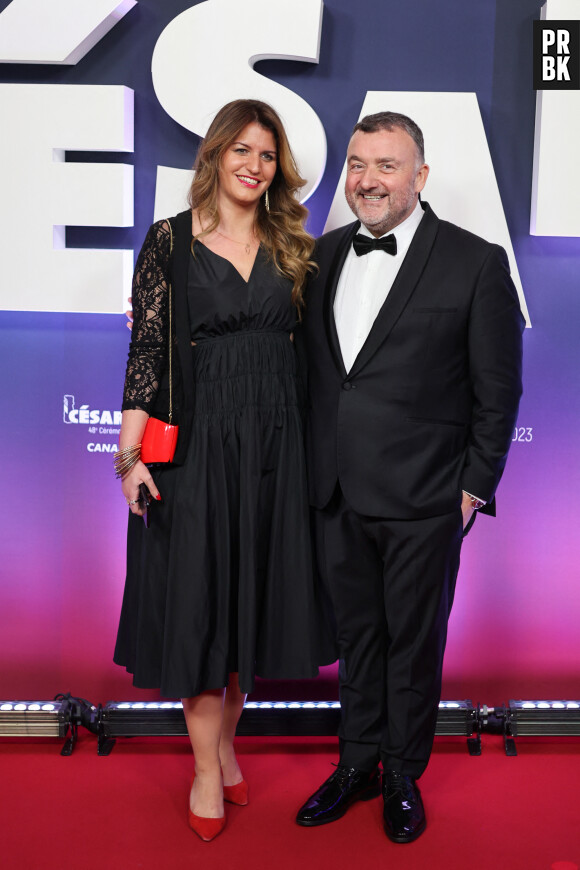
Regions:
[[223, 778, 249, 806], [188, 772, 226, 841], [188, 809, 226, 841]]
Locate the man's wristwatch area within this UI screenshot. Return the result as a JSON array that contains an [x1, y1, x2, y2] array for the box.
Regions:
[[463, 491, 486, 510]]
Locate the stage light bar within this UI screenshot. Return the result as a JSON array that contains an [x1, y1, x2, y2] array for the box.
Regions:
[[434, 700, 477, 735], [0, 699, 74, 754], [507, 700, 580, 737], [435, 700, 480, 755], [236, 700, 342, 737], [97, 701, 186, 755], [97, 699, 477, 754]]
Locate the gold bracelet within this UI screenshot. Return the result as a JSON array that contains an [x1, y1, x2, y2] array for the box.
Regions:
[[113, 442, 141, 459], [114, 446, 141, 466], [114, 444, 142, 479]]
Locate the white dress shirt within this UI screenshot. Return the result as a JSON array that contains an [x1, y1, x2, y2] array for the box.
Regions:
[[334, 199, 424, 373]]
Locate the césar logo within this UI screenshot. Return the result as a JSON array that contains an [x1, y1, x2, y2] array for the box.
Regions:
[[63, 394, 121, 427]]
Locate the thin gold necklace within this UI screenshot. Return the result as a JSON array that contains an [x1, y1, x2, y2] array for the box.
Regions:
[[214, 228, 257, 255]]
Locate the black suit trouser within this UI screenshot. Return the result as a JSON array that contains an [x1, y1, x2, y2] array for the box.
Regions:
[[314, 485, 463, 779]]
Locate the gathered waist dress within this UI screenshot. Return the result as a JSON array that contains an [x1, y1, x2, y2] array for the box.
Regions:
[[114, 239, 336, 697]]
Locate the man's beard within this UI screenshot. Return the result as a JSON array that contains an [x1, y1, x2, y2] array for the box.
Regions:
[[345, 187, 417, 236]]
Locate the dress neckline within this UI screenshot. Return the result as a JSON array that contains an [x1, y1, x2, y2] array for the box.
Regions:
[[194, 239, 262, 286]]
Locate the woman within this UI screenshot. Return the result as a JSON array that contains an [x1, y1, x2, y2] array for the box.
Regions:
[[113, 100, 335, 841]]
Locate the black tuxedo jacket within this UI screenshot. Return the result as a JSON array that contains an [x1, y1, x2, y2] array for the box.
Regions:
[[299, 203, 524, 519]]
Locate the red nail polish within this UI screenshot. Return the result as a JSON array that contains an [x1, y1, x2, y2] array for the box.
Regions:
[[155, 494, 162, 501]]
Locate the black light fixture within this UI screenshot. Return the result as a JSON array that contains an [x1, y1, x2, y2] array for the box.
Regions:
[[96, 700, 344, 755], [97, 701, 187, 755], [96, 699, 479, 754], [236, 700, 342, 737], [0, 698, 74, 755], [504, 700, 580, 755], [435, 700, 481, 755]]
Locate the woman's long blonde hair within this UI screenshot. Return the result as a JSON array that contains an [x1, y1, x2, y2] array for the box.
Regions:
[[187, 99, 316, 311]]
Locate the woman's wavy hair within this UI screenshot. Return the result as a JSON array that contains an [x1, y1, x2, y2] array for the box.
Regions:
[[187, 99, 316, 311]]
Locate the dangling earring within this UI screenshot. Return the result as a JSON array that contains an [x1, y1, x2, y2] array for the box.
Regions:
[[264, 189, 270, 213]]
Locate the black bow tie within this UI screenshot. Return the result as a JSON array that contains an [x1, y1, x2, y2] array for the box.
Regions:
[[352, 233, 397, 257]]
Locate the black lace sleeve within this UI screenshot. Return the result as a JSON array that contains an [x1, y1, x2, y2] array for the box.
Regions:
[[122, 220, 172, 413]]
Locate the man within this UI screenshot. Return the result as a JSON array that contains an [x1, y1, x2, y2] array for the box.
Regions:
[[295, 112, 523, 843]]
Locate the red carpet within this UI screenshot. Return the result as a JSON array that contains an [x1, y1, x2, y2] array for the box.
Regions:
[[1, 734, 578, 870]]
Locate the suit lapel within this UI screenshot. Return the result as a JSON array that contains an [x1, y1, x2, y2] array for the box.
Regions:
[[321, 221, 360, 378], [348, 203, 439, 377]]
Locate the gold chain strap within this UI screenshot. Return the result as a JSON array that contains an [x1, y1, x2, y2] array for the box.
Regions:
[[168, 220, 174, 425]]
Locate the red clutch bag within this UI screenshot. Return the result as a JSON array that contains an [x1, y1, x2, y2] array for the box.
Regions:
[[140, 417, 179, 465]]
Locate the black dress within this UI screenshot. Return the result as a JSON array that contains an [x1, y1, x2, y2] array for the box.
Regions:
[[115, 222, 335, 697]]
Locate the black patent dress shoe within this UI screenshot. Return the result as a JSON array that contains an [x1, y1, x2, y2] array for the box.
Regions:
[[382, 770, 426, 843], [296, 764, 381, 826]]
